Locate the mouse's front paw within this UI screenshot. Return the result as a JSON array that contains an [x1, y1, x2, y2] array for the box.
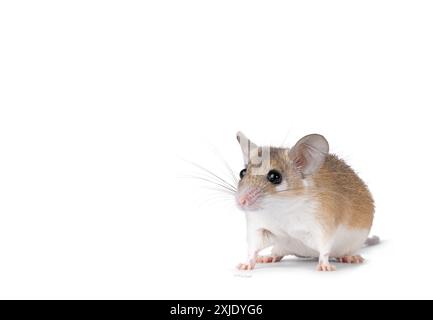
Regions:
[[237, 262, 256, 271], [316, 263, 336, 272]]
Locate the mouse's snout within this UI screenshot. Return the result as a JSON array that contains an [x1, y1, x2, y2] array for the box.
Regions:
[[236, 187, 262, 210]]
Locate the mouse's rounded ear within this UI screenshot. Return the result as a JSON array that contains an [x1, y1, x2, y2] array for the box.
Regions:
[[289, 134, 329, 176], [236, 131, 258, 165]]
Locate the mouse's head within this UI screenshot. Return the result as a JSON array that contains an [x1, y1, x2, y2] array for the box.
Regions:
[[235, 131, 329, 211]]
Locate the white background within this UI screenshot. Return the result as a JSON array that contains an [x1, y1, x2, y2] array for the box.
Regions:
[[1, 1, 432, 299]]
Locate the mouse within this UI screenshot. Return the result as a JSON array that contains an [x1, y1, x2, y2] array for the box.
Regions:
[[235, 131, 378, 272]]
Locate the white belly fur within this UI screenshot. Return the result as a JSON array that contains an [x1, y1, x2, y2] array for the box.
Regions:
[[246, 196, 369, 258]]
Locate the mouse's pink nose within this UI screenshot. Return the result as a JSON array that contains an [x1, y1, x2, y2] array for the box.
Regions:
[[238, 196, 249, 207], [237, 188, 260, 209]]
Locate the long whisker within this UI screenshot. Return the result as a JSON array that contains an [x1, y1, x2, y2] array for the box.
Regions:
[[201, 190, 236, 201], [202, 187, 237, 197], [182, 175, 237, 193], [181, 173, 236, 189], [181, 158, 237, 190], [208, 144, 239, 186]]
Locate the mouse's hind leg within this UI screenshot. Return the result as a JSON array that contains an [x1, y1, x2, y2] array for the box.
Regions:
[[256, 243, 287, 264], [256, 255, 284, 264], [336, 255, 364, 264]]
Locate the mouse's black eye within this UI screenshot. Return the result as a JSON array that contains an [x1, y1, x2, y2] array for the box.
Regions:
[[267, 170, 282, 185], [240, 169, 247, 179]]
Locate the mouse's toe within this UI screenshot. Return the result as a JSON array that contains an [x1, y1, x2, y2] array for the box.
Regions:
[[316, 263, 336, 272], [237, 262, 256, 271]]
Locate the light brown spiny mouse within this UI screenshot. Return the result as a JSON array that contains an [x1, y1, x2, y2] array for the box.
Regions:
[[235, 132, 377, 272]]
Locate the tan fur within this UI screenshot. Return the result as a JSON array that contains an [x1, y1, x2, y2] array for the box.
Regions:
[[313, 154, 374, 232]]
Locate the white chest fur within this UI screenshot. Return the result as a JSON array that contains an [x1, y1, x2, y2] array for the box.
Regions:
[[246, 196, 322, 256]]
